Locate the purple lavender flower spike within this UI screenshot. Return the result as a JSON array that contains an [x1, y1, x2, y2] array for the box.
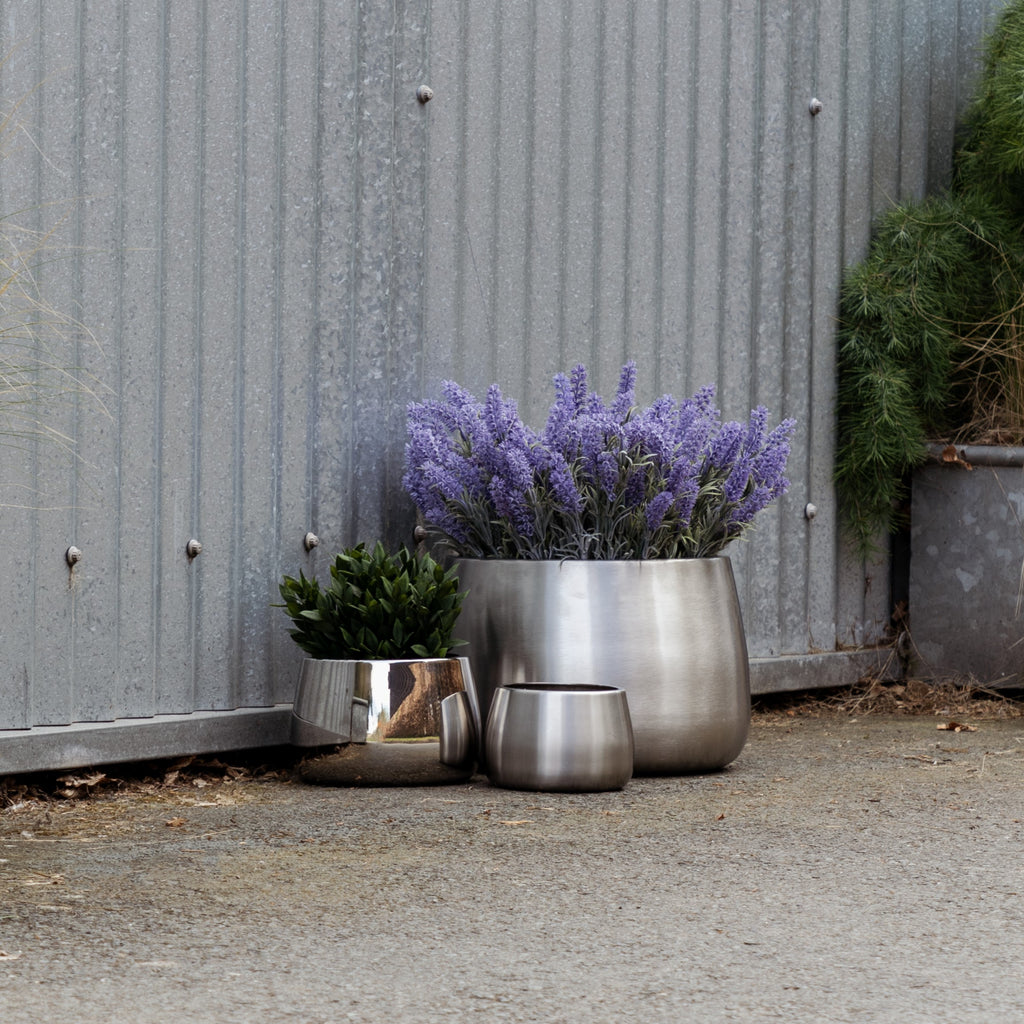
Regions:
[[744, 405, 769, 453], [622, 460, 648, 509], [596, 450, 619, 500], [611, 361, 637, 421], [569, 364, 588, 412], [709, 420, 744, 472], [673, 477, 700, 525], [645, 490, 674, 532], [544, 372, 574, 447], [404, 364, 796, 559], [724, 457, 752, 504]]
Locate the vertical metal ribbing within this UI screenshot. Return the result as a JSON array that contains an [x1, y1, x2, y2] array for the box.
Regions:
[[270, 0, 287, 620], [155, 1, 170, 711], [652, 0, 669, 388], [520, 0, 537, 400], [620, 2, 636, 376], [452, 3, 469, 375], [1, 0, 1017, 746], [230, 2, 249, 707], [588, 4, 606, 382], [682, 1, 700, 393], [307, 0, 323, 541], [555, 3, 572, 371], [192, 0, 209, 705], [146, 0, 164, 713]]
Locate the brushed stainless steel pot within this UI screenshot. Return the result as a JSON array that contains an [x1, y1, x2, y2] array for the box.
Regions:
[[456, 558, 750, 774], [484, 683, 634, 792]]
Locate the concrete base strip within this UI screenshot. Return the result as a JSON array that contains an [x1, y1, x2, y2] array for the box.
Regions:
[[1, 650, 896, 774], [0, 706, 293, 775], [750, 648, 898, 695]]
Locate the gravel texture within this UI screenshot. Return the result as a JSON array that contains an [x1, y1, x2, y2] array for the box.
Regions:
[[2, 713, 1024, 1023]]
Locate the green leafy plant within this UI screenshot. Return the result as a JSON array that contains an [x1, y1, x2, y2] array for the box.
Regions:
[[277, 542, 466, 660], [835, 0, 1024, 551]]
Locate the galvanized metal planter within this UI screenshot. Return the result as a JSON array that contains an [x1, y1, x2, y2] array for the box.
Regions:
[[455, 557, 750, 774], [290, 657, 473, 747], [910, 446, 1024, 686]]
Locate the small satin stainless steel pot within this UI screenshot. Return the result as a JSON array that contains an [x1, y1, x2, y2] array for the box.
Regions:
[[484, 683, 634, 792]]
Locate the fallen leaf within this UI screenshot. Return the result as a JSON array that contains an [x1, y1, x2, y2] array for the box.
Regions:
[[937, 721, 978, 732], [0, 951, 22, 961], [941, 445, 973, 470], [165, 817, 187, 828], [498, 820, 533, 826], [56, 772, 107, 789]]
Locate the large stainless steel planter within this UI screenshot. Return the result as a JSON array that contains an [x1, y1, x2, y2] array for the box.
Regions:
[[455, 558, 750, 774], [290, 656, 472, 747]]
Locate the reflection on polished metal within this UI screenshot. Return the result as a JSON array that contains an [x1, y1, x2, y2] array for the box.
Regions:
[[485, 684, 633, 792], [363, 658, 470, 742], [291, 659, 359, 746], [455, 558, 750, 774], [290, 656, 474, 748], [439, 691, 476, 768]]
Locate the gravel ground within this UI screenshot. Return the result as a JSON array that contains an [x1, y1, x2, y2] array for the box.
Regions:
[[2, 712, 1024, 1024]]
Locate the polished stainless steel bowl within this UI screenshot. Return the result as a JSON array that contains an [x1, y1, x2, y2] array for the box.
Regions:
[[291, 656, 474, 748], [484, 683, 634, 792]]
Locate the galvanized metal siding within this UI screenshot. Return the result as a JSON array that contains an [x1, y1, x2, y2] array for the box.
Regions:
[[0, 0, 1010, 754], [0, 1, 430, 734], [420, 0, 1008, 660]]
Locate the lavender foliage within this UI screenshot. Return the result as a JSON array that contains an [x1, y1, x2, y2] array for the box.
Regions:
[[403, 362, 796, 559]]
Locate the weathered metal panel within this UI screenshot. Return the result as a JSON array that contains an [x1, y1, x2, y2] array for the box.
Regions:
[[420, 0, 1006, 664], [0, 0, 1014, 769], [910, 454, 1024, 684]]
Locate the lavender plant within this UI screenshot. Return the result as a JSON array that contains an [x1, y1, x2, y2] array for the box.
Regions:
[[404, 363, 795, 560]]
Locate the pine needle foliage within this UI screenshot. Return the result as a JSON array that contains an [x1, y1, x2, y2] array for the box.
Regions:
[[836, 1, 1024, 552], [955, 1, 1024, 215]]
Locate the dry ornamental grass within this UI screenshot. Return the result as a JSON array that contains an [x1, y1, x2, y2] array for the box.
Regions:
[[753, 676, 1024, 721]]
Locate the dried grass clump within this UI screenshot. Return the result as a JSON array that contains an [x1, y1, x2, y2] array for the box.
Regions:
[[755, 675, 1024, 720], [953, 284, 1024, 445]]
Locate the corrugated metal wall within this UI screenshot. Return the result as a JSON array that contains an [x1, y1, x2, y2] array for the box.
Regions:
[[417, 0, 1007, 665], [0, 0, 1008, 770]]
